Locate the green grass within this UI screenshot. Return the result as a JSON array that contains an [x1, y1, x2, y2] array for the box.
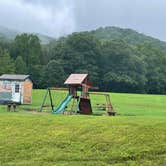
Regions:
[[0, 90, 166, 166]]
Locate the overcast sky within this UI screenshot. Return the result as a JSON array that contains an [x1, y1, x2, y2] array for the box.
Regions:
[[0, 0, 165, 41]]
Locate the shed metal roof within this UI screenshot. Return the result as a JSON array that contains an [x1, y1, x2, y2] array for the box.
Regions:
[[0, 74, 30, 81], [64, 74, 88, 85]]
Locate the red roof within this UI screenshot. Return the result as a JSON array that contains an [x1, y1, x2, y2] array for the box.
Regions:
[[64, 74, 88, 85]]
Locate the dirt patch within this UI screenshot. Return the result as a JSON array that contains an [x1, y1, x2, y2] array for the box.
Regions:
[[23, 110, 51, 114]]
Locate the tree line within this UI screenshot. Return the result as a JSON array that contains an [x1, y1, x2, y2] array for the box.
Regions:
[[0, 32, 166, 94]]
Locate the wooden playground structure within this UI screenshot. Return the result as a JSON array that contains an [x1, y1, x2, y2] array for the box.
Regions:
[[40, 74, 115, 116]]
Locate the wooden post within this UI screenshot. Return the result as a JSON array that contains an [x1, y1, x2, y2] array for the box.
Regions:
[[13, 103, 16, 112], [48, 88, 54, 111], [7, 104, 11, 112], [39, 89, 49, 112]]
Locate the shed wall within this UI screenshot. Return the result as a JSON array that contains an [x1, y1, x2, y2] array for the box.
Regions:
[[0, 80, 22, 103], [23, 80, 32, 104]]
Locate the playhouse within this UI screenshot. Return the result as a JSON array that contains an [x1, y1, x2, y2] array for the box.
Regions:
[[0, 74, 33, 104], [64, 74, 96, 114]]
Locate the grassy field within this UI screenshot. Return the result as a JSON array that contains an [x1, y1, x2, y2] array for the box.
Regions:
[[0, 90, 166, 166]]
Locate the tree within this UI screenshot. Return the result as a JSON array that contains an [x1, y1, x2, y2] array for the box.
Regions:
[[0, 29, 164, 94], [11, 34, 42, 86], [101, 40, 147, 92], [137, 43, 166, 94], [63, 33, 101, 83], [11, 33, 42, 69], [0, 48, 15, 75], [15, 56, 27, 74], [43, 60, 65, 87]]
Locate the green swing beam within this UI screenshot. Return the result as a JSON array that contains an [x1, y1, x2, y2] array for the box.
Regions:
[[39, 88, 54, 112]]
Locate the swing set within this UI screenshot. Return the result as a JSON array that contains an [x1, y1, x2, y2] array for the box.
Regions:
[[39, 87, 80, 114], [39, 74, 115, 115]]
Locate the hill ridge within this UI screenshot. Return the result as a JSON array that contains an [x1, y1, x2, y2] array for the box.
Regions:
[[89, 26, 166, 51], [0, 25, 54, 44]]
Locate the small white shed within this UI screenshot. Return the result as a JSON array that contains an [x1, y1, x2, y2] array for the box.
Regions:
[[0, 74, 33, 104]]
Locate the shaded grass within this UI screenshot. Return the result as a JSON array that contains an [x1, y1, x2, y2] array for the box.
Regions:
[[0, 90, 166, 165]]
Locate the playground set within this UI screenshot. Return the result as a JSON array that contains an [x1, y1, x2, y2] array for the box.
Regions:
[[40, 74, 115, 115]]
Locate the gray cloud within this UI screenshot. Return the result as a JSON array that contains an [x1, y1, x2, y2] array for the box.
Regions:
[[74, 0, 166, 41], [0, 0, 166, 40], [0, 0, 76, 37]]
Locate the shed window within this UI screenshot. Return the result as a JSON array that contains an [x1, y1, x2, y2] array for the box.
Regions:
[[15, 84, 20, 93], [2, 82, 11, 89]]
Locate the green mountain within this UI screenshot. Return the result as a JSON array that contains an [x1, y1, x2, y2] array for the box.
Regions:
[[0, 26, 53, 44], [90, 26, 166, 51], [1, 25, 166, 50]]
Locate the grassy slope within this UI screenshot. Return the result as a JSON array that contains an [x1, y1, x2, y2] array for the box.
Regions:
[[0, 90, 166, 166]]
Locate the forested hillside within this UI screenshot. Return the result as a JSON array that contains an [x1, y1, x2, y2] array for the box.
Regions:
[[91, 27, 166, 51], [0, 27, 166, 94], [0, 26, 53, 44]]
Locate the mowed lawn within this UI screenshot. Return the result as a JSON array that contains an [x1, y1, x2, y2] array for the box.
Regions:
[[0, 90, 166, 166]]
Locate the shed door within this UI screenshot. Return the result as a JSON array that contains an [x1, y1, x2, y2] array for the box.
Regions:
[[12, 84, 21, 103], [23, 81, 32, 104]]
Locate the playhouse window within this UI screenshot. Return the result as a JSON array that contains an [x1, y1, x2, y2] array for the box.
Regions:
[[15, 84, 20, 93]]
